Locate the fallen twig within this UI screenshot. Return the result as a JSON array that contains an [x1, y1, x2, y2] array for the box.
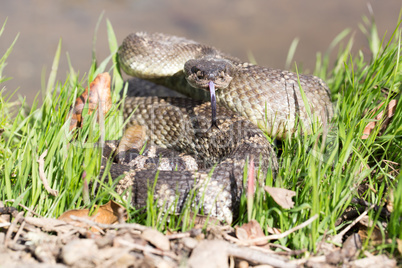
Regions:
[[248, 214, 318, 245], [115, 238, 179, 260], [166, 232, 191, 240], [4, 211, 24, 247], [12, 220, 25, 244], [351, 197, 390, 219], [226, 214, 318, 246], [226, 242, 296, 268], [68, 215, 148, 232], [266, 243, 292, 252], [331, 204, 375, 244], [17, 203, 42, 217]]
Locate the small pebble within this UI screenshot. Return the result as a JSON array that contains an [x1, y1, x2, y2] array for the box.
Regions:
[[182, 237, 198, 249], [61, 239, 98, 266]]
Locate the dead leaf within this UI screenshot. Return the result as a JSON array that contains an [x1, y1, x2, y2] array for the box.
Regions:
[[326, 233, 362, 265], [264, 186, 296, 209], [342, 233, 361, 259], [188, 240, 229, 268], [58, 200, 127, 232], [235, 220, 267, 246], [356, 217, 388, 247], [117, 125, 147, 153], [266, 226, 282, 235], [361, 99, 397, 139], [361, 121, 376, 140], [325, 249, 343, 265], [69, 72, 112, 131]]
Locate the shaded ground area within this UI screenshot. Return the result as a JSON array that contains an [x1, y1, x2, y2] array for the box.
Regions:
[[0, 203, 398, 268]]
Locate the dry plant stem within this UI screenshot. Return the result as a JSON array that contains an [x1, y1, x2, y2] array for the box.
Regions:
[[12, 220, 25, 244], [274, 249, 307, 256], [249, 245, 274, 254], [266, 243, 292, 252], [332, 204, 374, 243], [18, 203, 41, 217], [223, 232, 244, 244], [238, 214, 319, 246], [382, 159, 399, 173], [117, 207, 126, 224], [4, 211, 24, 247], [290, 255, 326, 266], [68, 215, 148, 231], [115, 238, 179, 260], [166, 232, 191, 240], [37, 150, 59, 197], [351, 198, 389, 218], [59, 229, 84, 242], [223, 233, 295, 256], [382, 159, 399, 165]]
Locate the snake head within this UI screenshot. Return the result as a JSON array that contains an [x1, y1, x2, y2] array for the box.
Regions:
[[184, 56, 236, 91]]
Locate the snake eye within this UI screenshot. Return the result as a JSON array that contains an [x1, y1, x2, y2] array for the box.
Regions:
[[196, 70, 204, 79], [191, 66, 198, 74]]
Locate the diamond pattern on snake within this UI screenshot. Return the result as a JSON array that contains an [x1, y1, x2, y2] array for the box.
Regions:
[[105, 32, 333, 223]]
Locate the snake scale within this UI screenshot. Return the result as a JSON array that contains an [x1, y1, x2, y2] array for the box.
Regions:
[[107, 32, 333, 223]]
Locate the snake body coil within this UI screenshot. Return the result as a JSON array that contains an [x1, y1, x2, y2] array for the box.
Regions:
[[119, 32, 333, 138], [110, 32, 333, 222]]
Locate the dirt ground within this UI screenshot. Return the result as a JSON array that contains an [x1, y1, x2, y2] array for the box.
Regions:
[[0, 204, 398, 268]]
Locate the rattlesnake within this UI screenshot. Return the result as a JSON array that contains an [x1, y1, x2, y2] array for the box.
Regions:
[[107, 32, 332, 223]]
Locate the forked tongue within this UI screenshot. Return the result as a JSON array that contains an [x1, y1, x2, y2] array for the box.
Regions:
[[208, 81, 219, 130]]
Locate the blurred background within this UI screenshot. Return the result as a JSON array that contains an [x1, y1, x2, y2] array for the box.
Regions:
[[0, 0, 401, 104]]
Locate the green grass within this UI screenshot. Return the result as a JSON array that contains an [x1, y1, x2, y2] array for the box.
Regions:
[[0, 12, 401, 260]]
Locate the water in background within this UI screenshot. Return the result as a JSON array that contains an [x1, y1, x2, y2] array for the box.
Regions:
[[0, 0, 401, 103]]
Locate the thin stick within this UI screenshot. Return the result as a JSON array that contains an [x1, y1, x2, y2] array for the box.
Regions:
[[226, 243, 296, 268], [332, 204, 374, 244], [223, 232, 244, 244], [244, 214, 318, 245], [37, 150, 58, 196], [12, 220, 25, 243], [115, 238, 179, 260], [266, 243, 292, 252], [166, 232, 191, 240], [4, 211, 24, 247], [18, 203, 41, 217], [68, 215, 148, 231]]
